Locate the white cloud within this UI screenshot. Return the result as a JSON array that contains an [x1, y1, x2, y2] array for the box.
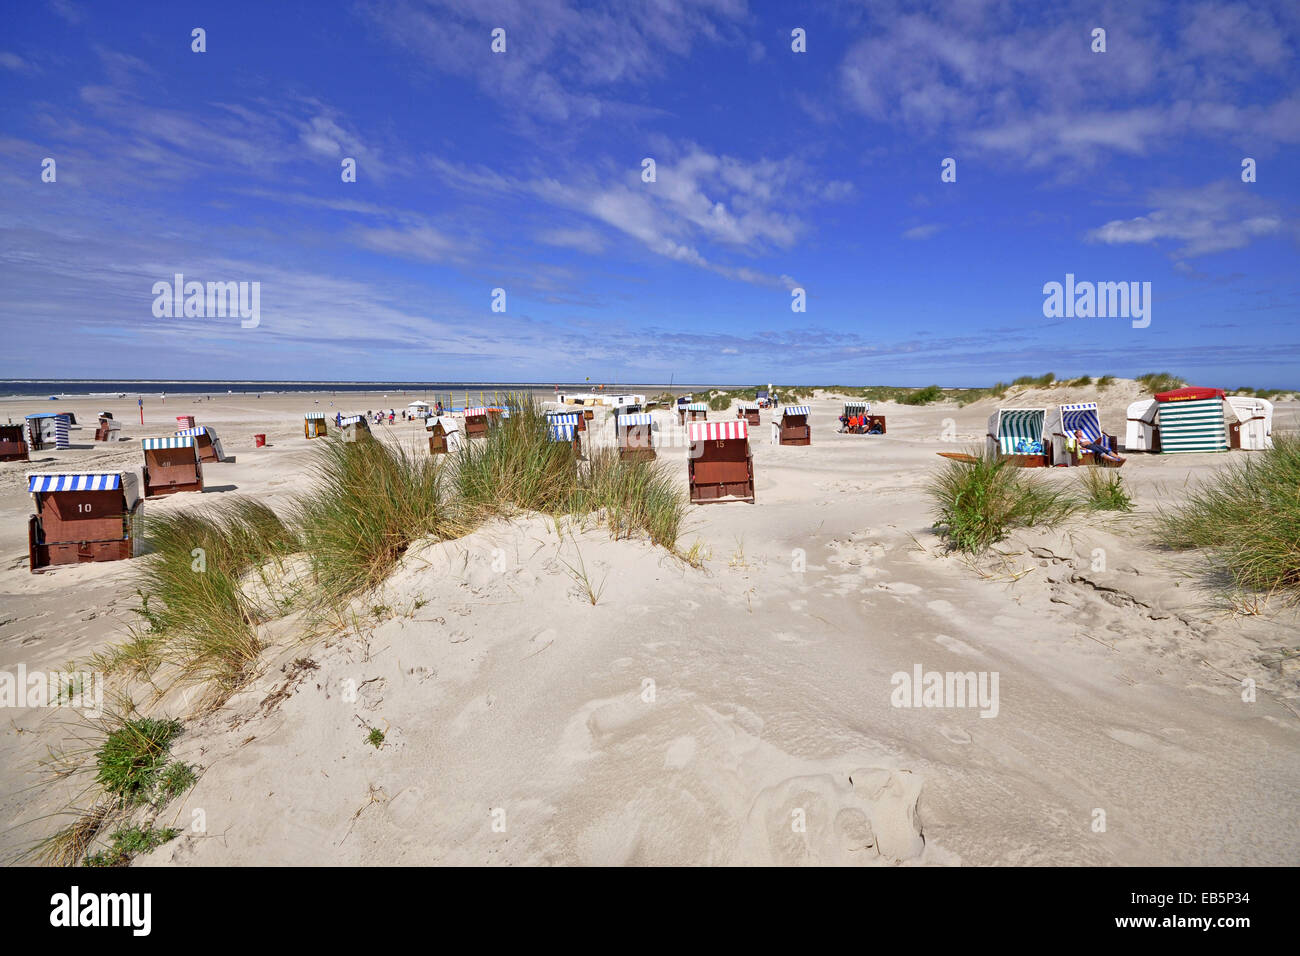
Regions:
[[1086, 181, 1286, 257], [902, 224, 944, 240]]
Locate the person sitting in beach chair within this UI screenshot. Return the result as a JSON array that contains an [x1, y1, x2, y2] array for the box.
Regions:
[[1074, 428, 1125, 464], [867, 419, 883, 435], [838, 413, 849, 433]]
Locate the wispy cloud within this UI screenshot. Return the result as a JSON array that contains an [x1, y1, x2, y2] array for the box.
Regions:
[[1086, 181, 1286, 257]]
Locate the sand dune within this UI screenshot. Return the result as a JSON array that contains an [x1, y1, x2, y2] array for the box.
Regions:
[[1, 386, 1296, 865]]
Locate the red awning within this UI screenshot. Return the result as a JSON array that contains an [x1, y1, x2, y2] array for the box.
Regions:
[[1154, 386, 1225, 402]]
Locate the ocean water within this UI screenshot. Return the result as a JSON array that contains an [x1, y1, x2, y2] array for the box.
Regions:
[[0, 380, 706, 401]]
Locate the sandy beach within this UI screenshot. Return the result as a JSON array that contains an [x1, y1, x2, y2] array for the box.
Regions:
[[2, 382, 1297, 866]]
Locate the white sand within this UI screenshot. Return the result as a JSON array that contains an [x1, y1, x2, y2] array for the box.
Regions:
[[1, 384, 1297, 865]]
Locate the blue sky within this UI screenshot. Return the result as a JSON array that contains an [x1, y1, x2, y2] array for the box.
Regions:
[[1, 0, 1297, 386]]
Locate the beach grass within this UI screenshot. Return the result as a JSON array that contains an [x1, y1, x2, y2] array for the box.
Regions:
[[136, 497, 296, 693], [1153, 433, 1300, 602], [29, 805, 110, 867], [456, 396, 686, 549], [928, 451, 1080, 554], [94, 716, 183, 808], [296, 435, 459, 601], [575, 447, 686, 548], [84, 823, 180, 867], [1136, 371, 1183, 393], [1079, 466, 1134, 511]]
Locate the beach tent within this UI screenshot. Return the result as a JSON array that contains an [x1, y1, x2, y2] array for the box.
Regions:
[[1049, 402, 1117, 466], [426, 416, 463, 454], [1138, 387, 1227, 455], [1226, 396, 1274, 451], [617, 412, 656, 461], [546, 421, 582, 457], [141, 436, 203, 496], [304, 412, 328, 438], [407, 401, 431, 417], [26, 471, 142, 572], [463, 407, 491, 439], [771, 405, 812, 446], [339, 415, 371, 442], [737, 401, 760, 426], [175, 426, 227, 463], [0, 423, 29, 462], [687, 419, 754, 504], [546, 410, 585, 434], [986, 408, 1049, 466]]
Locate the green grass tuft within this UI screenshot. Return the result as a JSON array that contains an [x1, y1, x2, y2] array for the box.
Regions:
[[84, 824, 180, 866], [296, 435, 458, 602], [928, 451, 1079, 554], [1154, 433, 1300, 602], [1136, 371, 1184, 393], [1079, 466, 1134, 511], [95, 718, 183, 807]]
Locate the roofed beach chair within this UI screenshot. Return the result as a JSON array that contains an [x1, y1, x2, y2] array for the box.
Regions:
[[986, 408, 1049, 466]]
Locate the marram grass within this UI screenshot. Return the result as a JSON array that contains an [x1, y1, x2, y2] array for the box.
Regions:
[[1154, 433, 1300, 602], [927, 449, 1079, 554]]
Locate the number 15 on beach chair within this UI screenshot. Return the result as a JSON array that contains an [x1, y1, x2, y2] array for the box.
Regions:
[[687, 420, 755, 504]]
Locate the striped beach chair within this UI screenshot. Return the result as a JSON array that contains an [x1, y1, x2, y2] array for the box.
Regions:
[[546, 421, 582, 456], [1154, 390, 1229, 454], [464, 407, 491, 439], [986, 408, 1048, 466], [1050, 403, 1116, 465], [546, 411, 584, 434], [687, 419, 754, 503], [338, 415, 371, 442], [26, 471, 142, 571], [141, 436, 203, 496], [678, 402, 707, 425], [771, 405, 812, 445], [175, 425, 227, 463], [617, 412, 655, 461], [304, 412, 327, 438]]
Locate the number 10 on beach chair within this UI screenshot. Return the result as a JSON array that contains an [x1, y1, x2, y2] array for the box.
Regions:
[[26, 471, 142, 572], [687, 420, 755, 504]]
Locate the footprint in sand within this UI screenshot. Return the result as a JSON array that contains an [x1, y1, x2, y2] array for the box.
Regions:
[[734, 768, 926, 865], [874, 581, 923, 595], [1105, 728, 1195, 765], [939, 725, 972, 745], [934, 634, 981, 657], [663, 735, 697, 769]]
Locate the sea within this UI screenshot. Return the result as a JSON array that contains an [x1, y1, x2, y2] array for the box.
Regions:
[[0, 381, 718, 401]]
